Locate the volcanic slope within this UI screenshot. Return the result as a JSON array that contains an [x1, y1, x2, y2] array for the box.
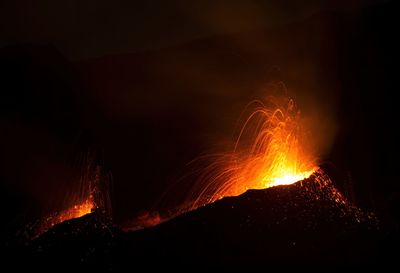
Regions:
[[25, 171, 384, 270]]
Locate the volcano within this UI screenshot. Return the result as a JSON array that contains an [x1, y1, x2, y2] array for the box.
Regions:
[[14, 171, 390, 271]]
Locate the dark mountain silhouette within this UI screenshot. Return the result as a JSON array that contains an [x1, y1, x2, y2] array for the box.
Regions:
[[19, 172, 391, 271]]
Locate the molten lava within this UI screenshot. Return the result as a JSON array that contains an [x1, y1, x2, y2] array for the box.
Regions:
[[189, 92, 317, 209], [33, 162, 108, 237], [270, 171, 315, 187], [52, 197, 95, 224], [37, 195, 95, 236]]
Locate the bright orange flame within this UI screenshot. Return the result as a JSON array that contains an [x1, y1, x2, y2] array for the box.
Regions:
[[188, 94, 317, 209]]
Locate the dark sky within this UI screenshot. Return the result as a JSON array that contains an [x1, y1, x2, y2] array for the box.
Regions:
[[0, 0, 384, 60]]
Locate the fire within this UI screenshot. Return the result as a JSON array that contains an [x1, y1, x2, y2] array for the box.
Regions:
[[188, 92, 317, 209]]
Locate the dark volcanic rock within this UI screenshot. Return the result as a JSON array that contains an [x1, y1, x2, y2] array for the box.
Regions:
[[117, 172, 380, 270], [24, 210, 121, 271], [16, 172, 394, 271]]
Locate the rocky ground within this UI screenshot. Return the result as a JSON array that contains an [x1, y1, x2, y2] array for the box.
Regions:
[[4, 172, 397, 271]]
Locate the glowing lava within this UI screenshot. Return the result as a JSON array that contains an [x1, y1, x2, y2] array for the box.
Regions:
[[270, 171, 315, 187], [188, 91, 317, 209], [37, 195, 95, 236], [54, 197, 95, 223]]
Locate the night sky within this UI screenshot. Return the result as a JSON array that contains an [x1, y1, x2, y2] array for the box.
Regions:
[[1, 0, 384, 59], [0, 0, 397, 231]]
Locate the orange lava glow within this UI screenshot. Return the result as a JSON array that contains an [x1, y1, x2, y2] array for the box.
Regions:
[[37, 195, 95, 236], [270, 171, 315, 187], [55, 197, 94, 223], [189, 93, 317, 209]]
